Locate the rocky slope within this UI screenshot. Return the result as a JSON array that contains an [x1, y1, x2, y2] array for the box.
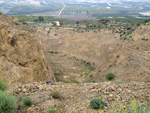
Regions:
[[37, 22, 150, 83], [12, 81, 150, 113], [0, 14, 55, 85]]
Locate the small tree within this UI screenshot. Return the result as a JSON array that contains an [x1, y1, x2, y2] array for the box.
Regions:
[[38, 16, 44, 22]]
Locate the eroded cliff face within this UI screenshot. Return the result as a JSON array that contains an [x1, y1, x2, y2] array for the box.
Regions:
[[0, 15, 55, 84]]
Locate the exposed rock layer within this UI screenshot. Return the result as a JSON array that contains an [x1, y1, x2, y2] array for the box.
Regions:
[[0, 15, 55, 84]]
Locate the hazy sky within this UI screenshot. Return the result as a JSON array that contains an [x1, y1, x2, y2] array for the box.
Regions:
[[0, 0, 149, 4]]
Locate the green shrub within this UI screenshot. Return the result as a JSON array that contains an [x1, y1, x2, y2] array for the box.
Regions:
[[0, 80, 7, 91], [90, 75, 93, 78], [92, 80, 96, 83], [141, 38, 148, 41], [23, 98, 32, 107], [127, 27, 131, 30], [86, 62, 91, 66], [90, 98, 105, 109], [89, 66, 96, 71], [47, 109, 57, 113], [108, 64, 112, 67], [0, 91, 17, 113], [70, 80, 80, 84], [106, 73, 115, 81], [50, 91, 62, 100], [15, 23, 19, 25]]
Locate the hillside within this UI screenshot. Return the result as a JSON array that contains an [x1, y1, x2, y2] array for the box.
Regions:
[[0, 14, 55, 85], [37, 22, 150, 83]]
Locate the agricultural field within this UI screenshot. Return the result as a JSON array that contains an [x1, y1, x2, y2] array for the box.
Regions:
[[1, 1, 150, 20]]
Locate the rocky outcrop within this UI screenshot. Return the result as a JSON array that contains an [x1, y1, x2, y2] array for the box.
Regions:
[[0, 15, 55, 85]]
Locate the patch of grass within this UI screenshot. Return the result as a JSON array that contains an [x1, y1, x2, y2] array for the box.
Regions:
[[23, 98, 33, 107], [89, 66, 96, 71], [19, 94, 23, 102], [82, 60, 96, 71], [23, 110, 28, 113], [108, 99, 150, 113], [47, 109, 57, 113], [115, 81, 123, 84], [54, 71, 63, 82], [50, 91, 63, 100], [43, 98, 46, 102], [84, 72, 89, 78], [33, 89, 37, 92], [0, 91, 17, 113], [0, 79, 7, 91], [70, 80, 80, 84]]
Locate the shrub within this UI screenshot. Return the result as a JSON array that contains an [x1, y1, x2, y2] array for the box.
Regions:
[[90, 75, 93, 78], [23, 98, 32, 107], [50, 91, 62, 100], [106, 73, 115, 81], [92, 80, 96, 83], [141, 38, 148, 41], [0, 91, 17, 113], [0, 79, 7, 91], [47, 109, 57, 113], [108, 64, 112, 67], [15, 23, 19, 25], [90, 98, 105, 109], [117, 55, 120, 58], [89, 66, 96, 71], [127, 27, 131, 30]]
